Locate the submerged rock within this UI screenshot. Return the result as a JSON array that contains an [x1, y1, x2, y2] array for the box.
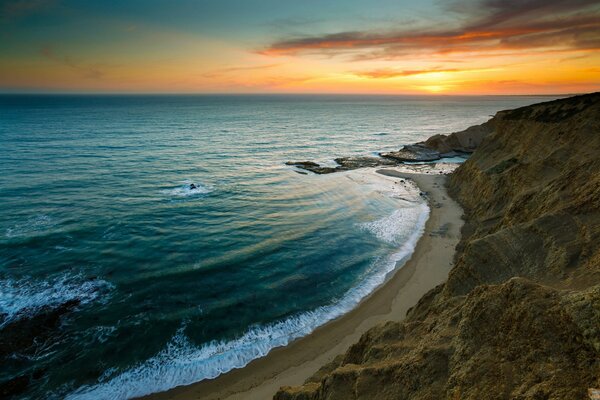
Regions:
[[0, 375, 30, 398], [0, 299, 80, 358], [0, 299, 82, 398]]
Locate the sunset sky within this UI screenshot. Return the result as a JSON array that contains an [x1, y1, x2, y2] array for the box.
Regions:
[[1, 0, 599, 94]]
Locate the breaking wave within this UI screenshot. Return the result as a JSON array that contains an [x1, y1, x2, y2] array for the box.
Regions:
[[66, 203, 429, 400]]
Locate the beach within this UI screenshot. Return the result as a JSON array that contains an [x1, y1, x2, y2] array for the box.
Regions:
[[3, 95, 551, 400], [144, 168, 464, 400], [4, 1, 597, 396]]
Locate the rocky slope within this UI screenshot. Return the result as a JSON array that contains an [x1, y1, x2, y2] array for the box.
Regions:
[[275, 92, 600, 400], [423, 118, 495, 154]]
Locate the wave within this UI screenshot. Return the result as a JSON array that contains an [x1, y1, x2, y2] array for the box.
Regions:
[[66, 202, 429, 400], [4, 214, 56, 239], [359, 206, 425, 244], [0, 273, 114, 329], [161, 182, 212, 198]]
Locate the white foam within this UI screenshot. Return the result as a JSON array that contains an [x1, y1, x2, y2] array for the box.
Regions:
[[4, 214, 55, 238], [90, 325, 118, 344], [359, 206, 426, 244], [389, 162, 460, 174], [161, 181, 212, 198], [66, 204, 429, 400], [343, 168, 422, 203], [0, 274, 113, 328], [66, 169, 430, 400]]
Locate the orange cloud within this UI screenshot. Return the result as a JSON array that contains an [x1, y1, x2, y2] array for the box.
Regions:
[[261, 0, 600, 59], [352, 68, 461, 79]]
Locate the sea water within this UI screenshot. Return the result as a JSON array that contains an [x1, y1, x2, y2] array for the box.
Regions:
[[0, 94, 555, 399]]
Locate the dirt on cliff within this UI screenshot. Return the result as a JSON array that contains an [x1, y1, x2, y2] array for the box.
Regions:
[[275, 92, 600, 400]]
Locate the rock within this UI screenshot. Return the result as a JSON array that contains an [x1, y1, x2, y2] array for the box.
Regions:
[[285, 161, 339, 174], [0, 299, 82, 398], [285, 111, 497, 176], [0, 299, 81, 359], [275, 92, 600, 400], [380, 144, 441, 162], [286, 157, 398, 174], [0, 375, 30, 398], [334, 156, 397, 169], [422, 119, 495, 154], [285, 161, 320, 168]]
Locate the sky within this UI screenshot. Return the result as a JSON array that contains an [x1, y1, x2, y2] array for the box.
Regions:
[[0, 0, 599, 94]]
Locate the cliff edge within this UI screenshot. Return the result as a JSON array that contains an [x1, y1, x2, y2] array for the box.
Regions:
[[275, 93, 600, 400]]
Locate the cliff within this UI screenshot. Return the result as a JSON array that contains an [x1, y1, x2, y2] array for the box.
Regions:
[[423, 118, 495, 154], [275, 92, 600, 400]]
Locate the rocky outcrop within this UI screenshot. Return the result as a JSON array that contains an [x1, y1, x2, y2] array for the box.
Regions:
[[380, 144, 442, 162], [0, 300, 82, 398], [285, 161, 340, 174], [423, 119, 495, 154], [286, 156, 397, 174], [275, 92, 600, 400], [380, 120, 496, 163], [286, 116, 494, 175]]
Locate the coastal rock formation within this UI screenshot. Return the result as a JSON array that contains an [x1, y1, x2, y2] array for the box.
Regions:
[[334, 156, 398, 169], [285, 161, 343, 174], [422, 119, 495, 154], [380, 144, 442, 162], [286, 157, 397, 174], [287, 117, 493, 174], [275, 93, 600, 400]]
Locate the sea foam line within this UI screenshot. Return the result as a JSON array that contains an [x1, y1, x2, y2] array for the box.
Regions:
[[66, 201, 429, 400]]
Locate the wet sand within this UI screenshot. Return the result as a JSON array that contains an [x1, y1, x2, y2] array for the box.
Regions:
[[143, 168, 464, 400]]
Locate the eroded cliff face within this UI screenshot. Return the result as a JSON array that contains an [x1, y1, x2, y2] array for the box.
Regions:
[[423, 118, 495, 154], [275, 93, 600, 400]]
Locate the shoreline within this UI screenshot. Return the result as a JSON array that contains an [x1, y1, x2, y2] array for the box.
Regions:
[[143, 168, 464, 400]]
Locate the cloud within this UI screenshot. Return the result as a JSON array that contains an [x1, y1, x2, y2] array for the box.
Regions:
[[261, 0, 600, 59], [353, 67, 460, 79], [220, 63, 282, 73], [202, 63, 282, 79], [41, 45, 105, 79]]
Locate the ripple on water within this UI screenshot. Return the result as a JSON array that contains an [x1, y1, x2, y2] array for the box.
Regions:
[[65, 200, 430, 400]]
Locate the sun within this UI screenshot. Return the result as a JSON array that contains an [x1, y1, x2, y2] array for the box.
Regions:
[[420, 85, 448, 93]]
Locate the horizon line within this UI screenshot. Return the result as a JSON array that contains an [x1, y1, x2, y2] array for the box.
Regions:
[[0, 91, 583, 97]]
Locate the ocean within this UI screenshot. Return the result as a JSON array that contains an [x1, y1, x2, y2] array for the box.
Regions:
[[0, 94, 554, 399]]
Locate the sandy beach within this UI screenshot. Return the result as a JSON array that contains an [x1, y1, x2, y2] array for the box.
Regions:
[[143, 168, 464, 400]]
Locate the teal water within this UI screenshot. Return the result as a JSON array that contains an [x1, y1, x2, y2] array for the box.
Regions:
[[0, 94, 554, 399]]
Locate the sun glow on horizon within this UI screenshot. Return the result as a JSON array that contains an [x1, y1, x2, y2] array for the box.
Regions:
[[0, 0, 599, 95]]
